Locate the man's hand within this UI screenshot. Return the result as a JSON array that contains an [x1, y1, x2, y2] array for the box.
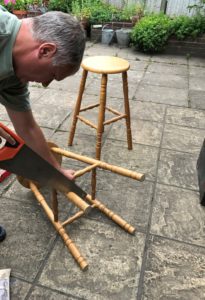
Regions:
[[0, 127, 16, 145], [61, 169, 75, 181]]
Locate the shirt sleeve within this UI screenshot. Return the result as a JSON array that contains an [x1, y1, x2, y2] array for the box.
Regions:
[[0, 76, 31, 111]]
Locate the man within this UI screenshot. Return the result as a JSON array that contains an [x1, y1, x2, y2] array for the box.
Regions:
[[0, 6, 86, 241]]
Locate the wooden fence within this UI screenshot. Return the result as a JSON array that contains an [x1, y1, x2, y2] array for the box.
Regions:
[[106, 0, 202, 16]]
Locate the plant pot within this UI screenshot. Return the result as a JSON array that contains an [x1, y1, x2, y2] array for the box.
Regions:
[[12, 10, 27, 19], [116, 28, 132, 48], [101, 25, 115, 45]]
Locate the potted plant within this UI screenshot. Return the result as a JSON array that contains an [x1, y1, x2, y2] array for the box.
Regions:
[[71, 0, 92, 37], [2, 0, 29, 18], [114, 3, 144, 48], [48, 0, 71, 13], [12, 0, 28, 18]]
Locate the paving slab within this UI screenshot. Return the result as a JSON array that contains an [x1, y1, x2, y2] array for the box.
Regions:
[[61, 94, 123, 136], [142, 236, 205, 300], [189, 66, 205, 77], [134, 84, 188, 106], [10, 278, 31, 300], [188, 56, 205, 67], [151, 184, 205, 246], [189, 76, 205, 91], [85, 44, 119, 57], [151, 53, 188, 64], [130, 101, 166, 122], [109, 119, 163, 147], [81, 170, 154, 233], [161, 123, 205, 154], [38, 219, 146, 300], [52, 130, 97, 158], [102, 139, 159, 182], [189, 90, 205, 110], [28, 286, 79, 299], [117, 48, 151, 61], [166, 106, 205, 129], [85, 78, 137, 100], [29, 86, 47, 101], [147, 61, 188, 76], [31, 89, 75, 129], [157, 149, 198, 190], [0, 197, 56, 281], [142, 72, 188, 89], [129, 60, 150, 71]]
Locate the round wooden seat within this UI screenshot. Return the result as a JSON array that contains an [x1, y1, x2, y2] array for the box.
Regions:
[[81, 56, 130, 74], [68, 55, 132, 162]]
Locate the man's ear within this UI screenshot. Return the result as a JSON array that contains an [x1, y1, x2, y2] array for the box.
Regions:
[[38, 43, 57, 58]]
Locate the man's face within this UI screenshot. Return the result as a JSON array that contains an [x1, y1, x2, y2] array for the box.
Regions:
[[16, 63, 78, 87], [13, 42, 79, 87]]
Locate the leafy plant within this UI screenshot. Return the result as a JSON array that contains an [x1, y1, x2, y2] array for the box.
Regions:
[[131, 13, 172, 53], [13, 0, 27, 9], [48, 0, 71, 13], [89, 3, 120, 24], [1, 0, 41, 11], [71, 0, 92, 19], [71, 0, 119, 23], [120, 3, 144, 21], [170, 15, 205, 39]]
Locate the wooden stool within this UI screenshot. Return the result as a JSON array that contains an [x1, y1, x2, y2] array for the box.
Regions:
[[68, 56, 133, 160], [17, 144, 145, 271]]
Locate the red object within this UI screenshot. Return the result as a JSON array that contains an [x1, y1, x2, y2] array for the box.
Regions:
[[0, 169, 11, 182], [0, 122, 25, 161]]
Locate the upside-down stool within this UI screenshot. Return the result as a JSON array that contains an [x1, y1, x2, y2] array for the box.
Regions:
[[68, 56, 133, 160], [17, 143, 145, 271]]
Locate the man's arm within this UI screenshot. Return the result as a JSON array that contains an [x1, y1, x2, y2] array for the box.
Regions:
[[6, 107, 74, 180]]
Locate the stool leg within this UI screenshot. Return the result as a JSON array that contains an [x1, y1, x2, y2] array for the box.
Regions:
[[96, 73, 107, 160], [91, 168, 97, 199], [122, 71, 132, 150], [91, 74, 107, 199], [68, 69, 88, 146]]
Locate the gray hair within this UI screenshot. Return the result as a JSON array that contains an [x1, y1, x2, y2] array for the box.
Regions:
[[31, 11, 86, 68]]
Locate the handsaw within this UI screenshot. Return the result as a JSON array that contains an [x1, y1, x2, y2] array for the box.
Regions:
[[0, 122, 87, 199], [197, 139, 205, 206]]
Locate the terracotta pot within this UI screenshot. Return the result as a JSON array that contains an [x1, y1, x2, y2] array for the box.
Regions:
[[12, 10, 27, 19]]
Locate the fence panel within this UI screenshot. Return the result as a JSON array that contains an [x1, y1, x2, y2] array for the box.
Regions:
[[107, 0, 202, 16], [145, 0, 162, 13], [166, 0, 200, 16]]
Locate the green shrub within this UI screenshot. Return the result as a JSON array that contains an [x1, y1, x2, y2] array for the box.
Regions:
[[170, 15, 205, 39], [89, 2, 119, 24], [131, 14, 172, 53], [120, 4, 143, 21], [48, 0, 72, 13], [71, 0, 120, 23]]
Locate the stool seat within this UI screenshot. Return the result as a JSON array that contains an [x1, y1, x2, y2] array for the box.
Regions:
[[81, 56, 130, 74], [68, 55, 132, 164]]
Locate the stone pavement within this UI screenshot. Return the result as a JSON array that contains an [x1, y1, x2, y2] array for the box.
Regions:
[[0, 42, 205, 300]]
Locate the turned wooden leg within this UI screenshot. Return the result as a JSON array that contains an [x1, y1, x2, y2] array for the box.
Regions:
[[96, 73, 107, 160], [30, 182, 88, 271], [86, 194, 136, 234], [91, 168, 97, 200], [91, 74, 107, 199], [52, 189, 58, 222], [68, 69, 88, 146], [122, 71, 132, 150]]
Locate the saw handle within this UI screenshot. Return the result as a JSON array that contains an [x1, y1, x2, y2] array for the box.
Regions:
[[0, 122, 25, 161]]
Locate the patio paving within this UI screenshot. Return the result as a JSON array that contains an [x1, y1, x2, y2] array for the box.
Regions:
[[0, 41, 205, 299]]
